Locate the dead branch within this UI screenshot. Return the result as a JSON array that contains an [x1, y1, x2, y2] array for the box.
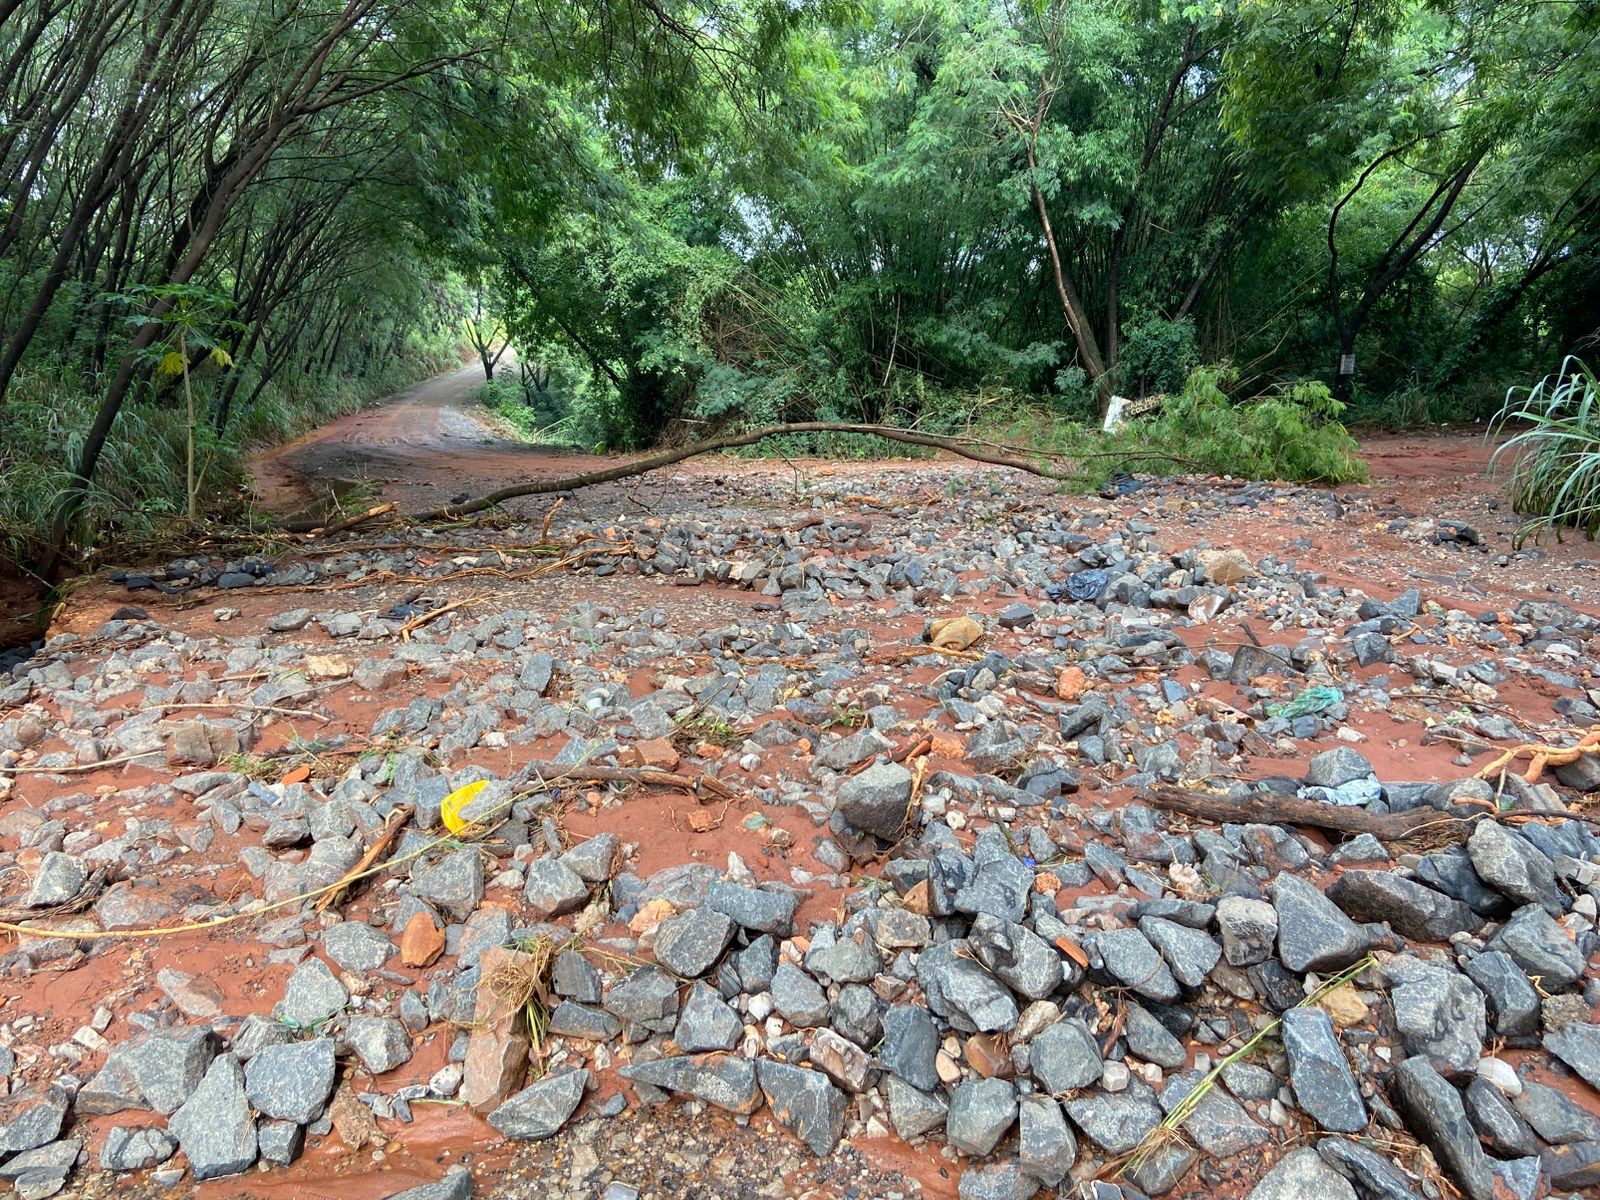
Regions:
[[1146, 784, 1478, 846], [314, 804, 412, 912], [283, 501, 395, 538], [527, 762, 739, 801], [413, 422, 1094, 520]]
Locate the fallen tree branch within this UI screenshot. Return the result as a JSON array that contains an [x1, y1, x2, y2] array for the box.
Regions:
[[314, 805, 412, 912], [279, 502, 396, 536], [527, 762, 739, 801], [1146, 784, 1478, 846], [414, 422, 1095, 520]]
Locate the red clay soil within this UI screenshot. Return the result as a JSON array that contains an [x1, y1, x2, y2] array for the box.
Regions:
[[6, 373, 1597, 1200]]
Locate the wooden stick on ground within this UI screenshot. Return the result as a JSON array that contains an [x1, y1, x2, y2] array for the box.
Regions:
[[1146, 784, 1479, 846], [314, 804, 413, 912], [413, 421, 1102, 521], [526, 762, 740, 802]]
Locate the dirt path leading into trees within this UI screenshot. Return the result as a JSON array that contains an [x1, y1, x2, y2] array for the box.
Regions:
[[245, 367, 1600, 615]]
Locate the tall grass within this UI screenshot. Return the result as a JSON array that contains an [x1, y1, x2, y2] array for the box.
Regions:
[[1490, 357, 1600, 543], [1, 351, 455, 571]]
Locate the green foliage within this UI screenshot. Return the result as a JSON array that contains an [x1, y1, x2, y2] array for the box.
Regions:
[[1130, 369, 1368, 484], [1117, 316, 1199, 398], [983, 366, 1368, 487], [1491, 359, 1600, 542]]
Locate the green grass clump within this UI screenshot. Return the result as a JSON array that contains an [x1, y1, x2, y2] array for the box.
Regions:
[[1491, 357, 1600, 543]]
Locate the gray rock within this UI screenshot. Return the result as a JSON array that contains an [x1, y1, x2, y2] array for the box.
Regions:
[[1488, 1156, 1541, 1200], [946, 1078, 1018, 1157], [1390, 1056, 1495, 1200], [559, 833, 620, 883], [169, 1056, 257, 1181], [1030, 1018, 1103, 1094], [1326, 871, 1478, 942], [99, 1126, 177, 1171], [1215, 896, 1277, 966], [1463, 950, 1539, 1037], [771, 961, 830, 1027], [384, 1166, 474, 1200], [831, 984, 882, 1048], [1248, 1147, 1357, 1200], [1467, 822, 1562, 915], [244, 1038, 337, 1123], [487, 1069, 589, 1139], [953, 853, 1032, 923], [412, 847, 485, 921], [25, 852, 83, 907], [519, 652, 554, 696], [1545, 1021, 1600, 1093], [1281, 1008, 1366, 1133], [1484, 903, 1585, 990], [1065, 1092, 1163, 1153], [653, 908, 734, 978], [1220, 1062, 1279, 1103], [1392, 967, 1485, 1078], [706, 880, 797, 936], [878, 1005, 941, 1092], [523, 857, 590, 919], [322, 921, 395, 972], [1138, 915, 1220, 988], [756, 1060, 847, 1155], [0, 1088, 68, 1157], [1316, 1137, 1425, 1200], [805, 933, 882, 985], [257, 1118, 304, 1166], [1273, 874, 1369, 973], [1123, 1001, 1187, 1069], [1541, 1139, 1600, 1190], [13, 1169, 67, 1200], [604, 968, 679, 1029], [885, 1076, 947, 1140], [732, 936, 778, 992], [552, 949, 604, 1004], [547, 1001, 622, 1041], [620, 1054, 759, 1114], [274, 957, 349, 1029], [969, 914, 1062, 999], [1305, 747, 1375, 789], [674, 982, 742, 1052], [0, 1138, 79, 1183], [1513, 1078, 1600, 1143], [1017, 1094, 1075, 1185], [123, 1026, 216, 1115], [957, 1159, 1035, 1200], [916, 942, 1019, 1034], [266, 608, 312, 632], [1160, 1068, 1269, 1157], [230, 1013, 294, 1062], [345, 1016, 413, 1074], [1464, 1077, 1538, 1157], [1093, 927, 1179, 1002], [836, 762, 912, 840]]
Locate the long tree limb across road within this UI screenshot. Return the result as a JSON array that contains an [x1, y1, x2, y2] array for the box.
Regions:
[[412, 422, 1102, 521]]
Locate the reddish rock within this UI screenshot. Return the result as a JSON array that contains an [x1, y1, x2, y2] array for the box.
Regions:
[[459, 946, 533, 1112], [635, 738, 681, 772], [399, 911, 445, 968]]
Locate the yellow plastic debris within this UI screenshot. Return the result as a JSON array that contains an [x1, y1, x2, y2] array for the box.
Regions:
[[440, 779, 489, 835]]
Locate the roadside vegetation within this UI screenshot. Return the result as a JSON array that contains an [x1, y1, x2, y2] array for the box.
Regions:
[[2, 0, 1597, 576]]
